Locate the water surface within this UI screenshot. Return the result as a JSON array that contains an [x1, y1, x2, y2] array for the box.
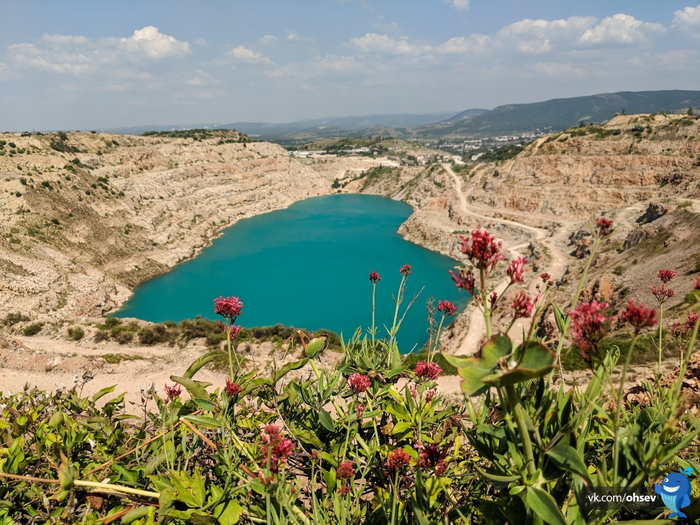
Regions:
[[116, 194, 468, 352]]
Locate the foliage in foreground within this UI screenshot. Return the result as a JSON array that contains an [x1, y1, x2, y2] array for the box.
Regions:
[[2, 220, 700, 524]]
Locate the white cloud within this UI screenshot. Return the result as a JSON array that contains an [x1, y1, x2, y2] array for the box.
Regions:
[[119, 26, 191, 59], [227, 46, 276, 66], [532, 62, 584, 77], [435, 34, 491, 54], [258, 35, 279, 46], [7, 26, 191, 77], [194, 39, 209, 47], [350, 33, 420, 55], [672, 4, 700, 36], [187, 69, 220, 86], [449, 0, 469, 10], [580, 14, 665, 45], [286, 30, 314, 43], [498, 16, 596, 52]]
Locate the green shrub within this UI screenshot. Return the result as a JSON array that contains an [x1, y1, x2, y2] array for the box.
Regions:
[[22, 323, 43, 336], [113, 331, 134, 344], [3, 313, 29, 326], [67, 326, 85, 341]]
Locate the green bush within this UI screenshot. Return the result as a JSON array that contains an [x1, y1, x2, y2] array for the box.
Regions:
[[22, 323, 43, 336], [67, 326, 84, 341], [3, 313, 29, 326]]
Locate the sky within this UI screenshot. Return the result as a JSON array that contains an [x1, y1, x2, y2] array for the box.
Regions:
[[1, 1, 699, 131]]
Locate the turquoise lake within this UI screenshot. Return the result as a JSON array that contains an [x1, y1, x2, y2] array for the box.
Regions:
[[116, 194, 468, 353]]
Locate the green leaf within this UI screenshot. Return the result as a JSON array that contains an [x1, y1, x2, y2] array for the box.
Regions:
[[304, 339, 325, 358], [545, 444, 591, 484], [516, 342, 554, 371], [214, 499, 243, 525], [273, 358, 309, 383], [392, 421, 413, 436], [481, 366, 554, 388], [121, 506, 151, 524], [318, 410, 335, 432], [475, 467, 520, 485], [448, 336, 514, 396], [91, 385, 116, 402], [183, 354, 217, 379], [526, 487, 566, 525], [552, 304, 567, 335], [183, 415, 222, 429], [291, 429, 323, 449], [193, 398, 216, 412], [170, 376, 211, 400]]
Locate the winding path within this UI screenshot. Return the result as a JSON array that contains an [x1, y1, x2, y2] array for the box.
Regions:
[[442, 164, 569, 355]]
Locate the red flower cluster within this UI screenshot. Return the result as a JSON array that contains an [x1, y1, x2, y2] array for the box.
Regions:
[[488, 291, 498, 309], [425, 388, 437, 403], [671, 313, 700, 338], [355, 403, 365, 419], [658, 269, 676, 283], [458, 230, 503, 274], [400, 264, 412, 276], [347, 373, 370, 394], [449, 269, 475, 294], [569, 301, 614, 362], [418, 443, 448, 474], [260, 425, 294, 473], [225, 378, 242, 397], [386, 449, 411, 471], [506, 256, 527, 284], [620, 300, 657, 335], [369, 270, 381, 284], [214, 296, 243, 322], [540, 272, 551, 282], [337, 461, 355, 480], [695, 275, 700, 290], [415, 361, 442, 381], [437, 299, 457, 316], [217, 321, 241, 338], [650, 284, 675, 304], [511, 291, 534, 319], [594, 217, 614, 237], [163, 383, 182, 402]]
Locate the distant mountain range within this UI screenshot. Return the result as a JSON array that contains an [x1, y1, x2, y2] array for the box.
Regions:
[[410, 90, 700, 139], [100, 90, 699, 144], [102, 112, 464, 139]]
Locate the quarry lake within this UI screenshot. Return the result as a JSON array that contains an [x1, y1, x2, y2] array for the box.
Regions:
[[116, 194, 467, 353]]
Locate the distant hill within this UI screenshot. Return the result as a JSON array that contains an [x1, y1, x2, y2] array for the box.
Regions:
[[413, 90, 700, 138], [102, 112, 459, 138]]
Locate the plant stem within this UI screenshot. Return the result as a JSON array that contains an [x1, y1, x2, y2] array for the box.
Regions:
[[657, 304, 664, 378], [480, 268, 492, 339], [390, 471, 399, 525], [612, 335, 637, 484], [429, 315, 446, 364], [371, 282, 377, 343], [504, 385, 536, 477]]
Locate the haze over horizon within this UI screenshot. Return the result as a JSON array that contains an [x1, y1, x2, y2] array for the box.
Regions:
[[1, 0, 699, 131]]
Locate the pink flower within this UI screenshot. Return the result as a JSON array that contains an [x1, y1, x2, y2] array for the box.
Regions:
[[225, 378, 242, 397], [415, 361, 442, 381], [569, 301, 614, 363], [260, 425, 294, 473], [620, 300, 657, 335], [437, 300, 457, 316], [658, 269, 676, 283], [164, 383, 182, 402], [347, 373, 370, 394], [511, 291, 534, 320], [338, 485, 351, 495], [594, 217, 614, 237], [458, 230, 504, 274], [694, 275, 700, 290], [337, 461, 355, 480], [214, 296, 243, 321], [489, 291, 498, 309], [386, 449, 411, 471], [418, 444, 448, 471], [425, 388, 437, 403], [409, 383, 418, 399], [650, 284, 675, 304], [449, 269, 475, 294], [506, 256, 527, 284], [685, 312, 699, 334], [355, 403, 365, 419], [540, 273, 551, 282], [369, 270, 381, 284], [400, 264, 412, 276], [217, 321, 241, 338]]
